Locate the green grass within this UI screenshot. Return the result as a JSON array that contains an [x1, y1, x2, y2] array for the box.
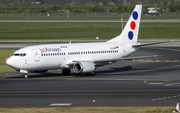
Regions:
[[0, 49, 16, 73], [0, 13, 180, 20], [0, 107, 175, 113], [0, 22, 179, 41]]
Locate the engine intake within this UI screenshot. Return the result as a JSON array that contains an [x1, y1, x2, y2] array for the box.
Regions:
[[73, 61, 95, 73]]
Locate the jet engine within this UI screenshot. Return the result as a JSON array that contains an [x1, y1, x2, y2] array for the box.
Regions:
[[73, 61, 95, 73]]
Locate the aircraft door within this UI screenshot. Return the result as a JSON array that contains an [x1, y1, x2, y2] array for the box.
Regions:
[[33, 49, 40, 62]]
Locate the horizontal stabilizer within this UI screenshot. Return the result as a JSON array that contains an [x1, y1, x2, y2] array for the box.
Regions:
[[132, 41, 172, 47]]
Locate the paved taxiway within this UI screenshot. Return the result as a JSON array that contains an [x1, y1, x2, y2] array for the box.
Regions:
[[0, 46, 180, 107]]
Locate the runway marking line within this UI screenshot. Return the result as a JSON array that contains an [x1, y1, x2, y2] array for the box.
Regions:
[[106, 69, 157, 75], [160, 65, 180, 70], [152, 95, 180, 101], [153, 47, 180, 52], [49, 103, 72, 107], [164, 82, 180, 86]]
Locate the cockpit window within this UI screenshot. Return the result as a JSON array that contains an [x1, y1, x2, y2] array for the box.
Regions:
[[20, 53, 26, 56], [12, 53, 26, 57]]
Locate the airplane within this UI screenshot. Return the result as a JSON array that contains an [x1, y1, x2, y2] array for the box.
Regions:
[[6, 4, 169, 78]]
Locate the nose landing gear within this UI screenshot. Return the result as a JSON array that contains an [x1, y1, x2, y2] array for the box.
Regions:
[[22, 74, 28, 78], [20, 70, 28, 78]]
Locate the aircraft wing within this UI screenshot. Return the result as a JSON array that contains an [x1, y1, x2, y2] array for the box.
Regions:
[[132, 41, 172, 47], [68, 55, 165, 66], [93, 55, 165, 63]]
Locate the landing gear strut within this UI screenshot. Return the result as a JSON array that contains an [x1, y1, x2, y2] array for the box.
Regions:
[[22, 74, 28, 78], [62, 69, 71, 75]]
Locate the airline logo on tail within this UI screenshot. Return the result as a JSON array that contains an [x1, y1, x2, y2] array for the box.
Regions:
[[128, 11, 138, 40], [107, 5, 142, 43]]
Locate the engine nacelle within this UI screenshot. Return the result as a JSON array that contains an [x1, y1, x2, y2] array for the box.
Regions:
[[73, 61, 95, 73]]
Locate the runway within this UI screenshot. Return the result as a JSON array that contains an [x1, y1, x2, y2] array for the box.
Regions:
[[0, 46, 180, 107], [0, 79, 180, 107]]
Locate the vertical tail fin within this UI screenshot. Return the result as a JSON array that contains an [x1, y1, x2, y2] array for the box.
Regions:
[[108, 5, 142, 43]]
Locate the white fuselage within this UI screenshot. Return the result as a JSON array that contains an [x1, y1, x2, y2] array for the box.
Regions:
[[6, 42, 138, 72]]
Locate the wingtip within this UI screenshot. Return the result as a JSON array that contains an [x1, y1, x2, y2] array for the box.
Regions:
[[156, 55, 165, 57]]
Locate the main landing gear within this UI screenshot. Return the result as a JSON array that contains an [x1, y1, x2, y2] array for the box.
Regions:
[[62, 69, 71, 75], [22, 74, 28, 78], [86, 71, 95, 76]]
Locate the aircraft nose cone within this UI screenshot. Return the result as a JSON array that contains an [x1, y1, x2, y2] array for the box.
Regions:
[[6, 57, 16, 68]]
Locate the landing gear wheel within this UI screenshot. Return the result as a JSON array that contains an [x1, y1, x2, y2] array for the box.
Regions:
[[62, 69, 71, 75], [62, 69, 68, 75], [22, 74, 28, 78], [67, 69, 71, 75], [24, 74, 28, 78]]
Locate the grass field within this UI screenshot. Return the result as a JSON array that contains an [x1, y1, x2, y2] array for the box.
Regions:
[[0, 107, 175, 113], [0, 13, 180, 20], [0, 49, 16, 73], [0, 22, 179, 40]]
